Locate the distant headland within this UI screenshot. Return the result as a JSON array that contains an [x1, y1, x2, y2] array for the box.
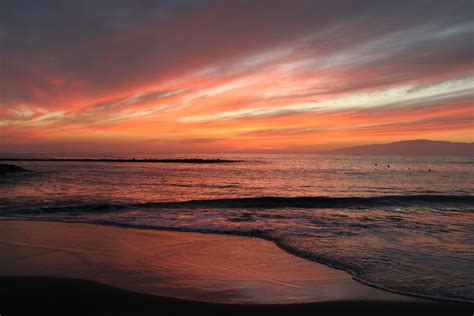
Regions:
[[322, 140, 473, 156]]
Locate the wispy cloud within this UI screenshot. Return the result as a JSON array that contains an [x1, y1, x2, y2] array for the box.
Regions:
[[180, 75, 474, 122]]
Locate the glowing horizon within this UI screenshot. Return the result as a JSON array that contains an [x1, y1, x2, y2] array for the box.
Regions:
[[1, 1, 473, 154]]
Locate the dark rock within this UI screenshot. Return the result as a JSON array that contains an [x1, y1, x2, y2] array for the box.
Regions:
[[0, 164, 29, 175]]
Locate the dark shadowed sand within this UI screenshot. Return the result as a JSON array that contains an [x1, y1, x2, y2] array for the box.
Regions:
[[0, 220, 471, 315]]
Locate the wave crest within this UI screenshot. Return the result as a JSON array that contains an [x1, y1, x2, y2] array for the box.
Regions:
[[7, 194, 473, 215]]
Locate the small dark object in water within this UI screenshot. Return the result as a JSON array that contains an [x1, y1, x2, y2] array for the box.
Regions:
[[387, 165, 390, 168], [428, 169, 432, 172], [374, 163, 378, 166]]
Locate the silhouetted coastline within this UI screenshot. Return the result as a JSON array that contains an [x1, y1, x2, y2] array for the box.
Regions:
[[322, 140, 474, 156]]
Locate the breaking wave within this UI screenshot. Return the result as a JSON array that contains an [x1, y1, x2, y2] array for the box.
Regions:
[[4, 194, 473, 215]]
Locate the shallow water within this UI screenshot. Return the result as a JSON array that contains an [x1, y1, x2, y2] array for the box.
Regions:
[[1, 154, 473, 302]]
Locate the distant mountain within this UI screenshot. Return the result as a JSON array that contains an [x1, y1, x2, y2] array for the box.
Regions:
[[324, 140, 474, 156]]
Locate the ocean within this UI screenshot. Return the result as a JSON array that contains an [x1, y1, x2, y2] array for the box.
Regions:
[[0, 154, 473, 302]]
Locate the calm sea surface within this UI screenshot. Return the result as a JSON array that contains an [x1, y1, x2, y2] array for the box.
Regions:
[[0, 154, 473, 302]]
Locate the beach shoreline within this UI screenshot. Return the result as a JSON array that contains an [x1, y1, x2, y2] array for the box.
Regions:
[[0, 220, 471, 314]]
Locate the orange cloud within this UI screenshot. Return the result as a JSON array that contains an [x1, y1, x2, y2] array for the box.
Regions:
[[1, 1, 473, 154]]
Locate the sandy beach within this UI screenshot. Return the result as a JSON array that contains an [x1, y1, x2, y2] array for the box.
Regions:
[[0, 220, 471, 315]]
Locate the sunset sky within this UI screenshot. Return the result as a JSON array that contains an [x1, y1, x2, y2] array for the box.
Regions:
[[1, 0, 473, 154]]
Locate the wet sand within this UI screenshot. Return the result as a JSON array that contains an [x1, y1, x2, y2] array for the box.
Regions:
[[0, 220, 470, 314]]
